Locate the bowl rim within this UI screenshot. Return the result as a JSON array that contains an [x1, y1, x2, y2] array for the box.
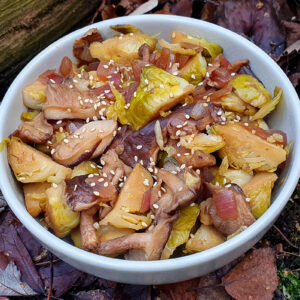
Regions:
[[1, 14, 300, 275]]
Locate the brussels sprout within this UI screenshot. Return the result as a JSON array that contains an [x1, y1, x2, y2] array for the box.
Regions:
[[161, 204, 200, 259], [127, 66, 194, 130], [185, 224, 225, 253], [251, 87, 282, 120], [214, 123, 286, 172], [110, 24, 141, 34], [23, 182, 51, 217], [106, 84, 129, 125], [158, 39, 197, 55], [20, 111, 40, 121], [180, 133, 225, 153], [242, 172, 278, 218], [99, 164, 153, 230], [230, 75, 271, 108], [71, 161, 99, 178], [220, 93, 257, 115], [180, 53, 207, 85], [89, 33, 157, 64], [8, 137, 72, 183], [97, 224, 134, 242], [45, 181, 80, 238], [70, 227, 82, 248], [171, 31, 223, 59], [23, 80, 47, 110]]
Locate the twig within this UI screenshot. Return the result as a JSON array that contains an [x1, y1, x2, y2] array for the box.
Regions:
[[277, 251, 300, 258], [273, 225, 299, 250], [47, 254, 54, 300], [90, 0, 105, 24], [35, 259, 61, 266]]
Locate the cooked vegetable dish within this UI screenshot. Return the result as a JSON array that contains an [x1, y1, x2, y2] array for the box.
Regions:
[[3, 25, 289, 260]]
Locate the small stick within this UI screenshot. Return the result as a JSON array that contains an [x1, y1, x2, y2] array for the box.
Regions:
[[273, 225, 299, 250]]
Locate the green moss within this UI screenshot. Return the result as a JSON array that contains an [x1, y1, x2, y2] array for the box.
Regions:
[[278, 264, 300, 300]]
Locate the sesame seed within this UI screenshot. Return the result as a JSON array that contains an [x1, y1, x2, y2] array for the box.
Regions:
[[231, 72, 236, 76], [56, 120, 62, 125], [198, 81, 204, 86], [74, 184, 77, 191], [110, 170, 115, 175], [104, 89, 110, 94], [133, 91, 137, 97], [52, 183, 58, 188], [50, 79, 55, 84], [104, 182, 109, 187], [203, 103, 208, 107], [93, 191, 100, 196], [161, 187, 166, 192], [171, 171, 177, 174], [136, 145, 143, 150], [69, 85, 73, 89], [176, 124, 183, 128], [63, 139, 69, 143], [169, 92, 174, 98], [206, 72, 209, 77], [173, 71, 179, 75], [190, 203, 196, 207], [141, 221, 148, 227], [172, 32, 176, 38], [244, 122, 249, 126], [100, 159, 105, 165], [90, 182, 96, 187], [180, 164, 186, 169], [177, 153, 181, 157], [246, 197, 251, 202], [140, 160, 144, 166], [191, 74, 196, 79], [98, 178, 104, 182], [221, 116, 226, 121], [185, 114, 190, 119], [119, 182, 124, 188], [184, 152, 189, 156], [86, 117, 90, 123], [102, 173, 107, 178], [88, 174, 94, 178], [145, 79, 149, 84], [144, 179, 150, 186], [252, 130, 256, 134], [51, 149, 56, 155], [153, 203, 159, 209], [90, 127, 96, 132], [158, 190, 162, 197], [177, 142, 181, 147], [93, 222, 100, 230], [148, 167, 153, 172], [113, 130, 117, 136], [178, 187, 183, 191], [217, 110, 222, 116], [103, 64, 109, 69], [159, 84, 164, 88], [151, 214, 155, 219], [176, 130, 181, 136]]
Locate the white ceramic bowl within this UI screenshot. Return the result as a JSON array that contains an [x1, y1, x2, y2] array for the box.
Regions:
[[0, 15, 299, 285]]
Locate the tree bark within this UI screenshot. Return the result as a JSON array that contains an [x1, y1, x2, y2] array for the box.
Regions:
[[0, 0, 101, 98]]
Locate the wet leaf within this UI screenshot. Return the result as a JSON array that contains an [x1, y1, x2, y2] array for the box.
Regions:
[[222, 247, 279, 300], [74, 289, 115, 300], [0, 259, 37, 296], [120, 284, 152, 300]]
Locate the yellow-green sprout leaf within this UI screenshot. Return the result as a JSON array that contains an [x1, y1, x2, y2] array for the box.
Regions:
[[214, 123, 286, 172], [99, 164, 153, 230], [90, 32, 157, 64], [242, 172, 277, 218], [110, 24, 141, 34], [180, 53, 207, 85], [161, 204, 200, 259], [220, 93, 257, 115], [185, 225, 225, 253], [284, 141, 293, 155], [127, 66, 194, 130], [20, 110, 39, 121], [71, 161, 99, 178], [180, 133, 225, 153], [8, 137, 72, 183], [22, 80, 47, 110], [70, 227, 82, 248], [158, 39, 197, 55], [106, 83, 129, 125], [45, 181, 79, 238], [171, 31, 223, 59], [0, 137, 10, 152], [230, 75, 271, 108], [251, 87, 282, 120]]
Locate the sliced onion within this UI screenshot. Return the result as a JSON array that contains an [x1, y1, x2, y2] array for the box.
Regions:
[[213, 189, 238, 220], [154, 120, 164, 150]]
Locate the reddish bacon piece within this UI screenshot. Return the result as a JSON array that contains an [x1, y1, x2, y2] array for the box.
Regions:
[[213, 189, 238, 220], [39, 70, 64, 84]]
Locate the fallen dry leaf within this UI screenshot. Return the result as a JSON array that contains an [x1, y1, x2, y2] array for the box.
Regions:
[[0, 259, 37, 297], [283, 21, 300, 47], [222, 247, 279, 300], [74, 289, 115, 300]]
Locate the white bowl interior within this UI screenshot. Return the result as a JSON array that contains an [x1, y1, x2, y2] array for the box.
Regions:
[[0, 15, 299, 284]]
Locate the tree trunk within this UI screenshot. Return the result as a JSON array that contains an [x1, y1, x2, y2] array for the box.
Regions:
[[0, 0, 101, 98]]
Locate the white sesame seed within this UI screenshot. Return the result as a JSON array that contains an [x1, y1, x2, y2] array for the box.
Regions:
[[176, 124, 183, 128], [206, 72, 209, 77], [93, 115, 98, 121], [231, 72, 236, 76], [50, 148, 56, 155], [90, 182, 96, 187], [153, 203, 159, 209], [221, 116, 226, 121], [148, 167, 153, 172], [151, 214, 155, 220], [93, 191, 100, 196], [185, 114, 190, 119], [136, 145, 143, 150], [141, 221, 148, 227], [177, 153, 181, 157], [93, 222, 100, 230], [190, 233, 195, 238], [56, 120, 62, 125], [63, 139, 69, 144], [161, 187, 166, 192], [69, 85, 73, 89], [110, 170, 115, 175], [50, 79, 55, 84], [102, 173, 107, 178], [169, 92, 174, 98], [176, 130, 181, 136], [198, 81, 204, 86], [52, 183, 58, 188], [100, 159, 105, 165], [98, 178, 104, 182], [191, 74, 196, 79], [104, 182, 109, 187], [143, 179, 150, 186], [140, 160, 144, 166], [67, 108, 71, 112], [184, 152, 190, 156], [252, 130, 256, 134], [103, 64, 109, 69], [133, 91, 137, 97], [190, 203, 196, 207], [88, 174, 94, 178], [180, 164, 186, 169], [178, 187, 183, 191], [217, 110, 222, 116], [245, 197, 251, 202], [158, 190, 162, 197], [159, 83, 164, 88], [244, 122, 249, 126]]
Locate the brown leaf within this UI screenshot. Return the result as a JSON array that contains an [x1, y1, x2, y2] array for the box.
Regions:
[[159, 278, 199, 300], [201, 0, 292, 58], [74, 289, 114, 300], [283, 21, 300, 47], [222, 248, 279, 300]]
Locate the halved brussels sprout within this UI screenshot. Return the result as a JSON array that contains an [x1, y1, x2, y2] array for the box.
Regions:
[[20, 110, 40, 121], [23, 182, 51, 217], [23, 80, 47, 110], [180, 133, 225, 153], [99, 164, 153, 230], [171, 31, 223, 59], [214, 123, 286, 172], [158, 39, 197, 55], [242, 172, 278, 218], [110, 24, 141, 34], [230, 75, 271, 108], [180, 53, 207, 85], [185, 224, 225, 253], [8, 137, 72, 183], [71, 161, 99, 178], [97, 224, 134, 242], [161, 204, 200, 259], [89, 32, 157, 64], [127, 66, 194, 130], [251, 87, 282, 120], [199, 198, 213, 225], [106, 84, 129, 125], [45, 181, 80, 238], [220, 93, 257, 115]]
